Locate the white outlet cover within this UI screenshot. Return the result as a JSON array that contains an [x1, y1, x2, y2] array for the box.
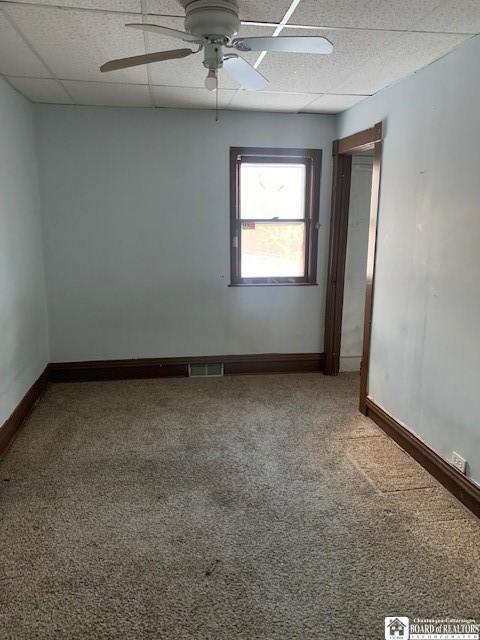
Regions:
[[451, 451, 467, 474]]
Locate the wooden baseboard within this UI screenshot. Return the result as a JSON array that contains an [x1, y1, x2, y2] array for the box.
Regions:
[[48, 352, 326, 382], [0, 367, 50, 459], [365, 397, 480, 518]]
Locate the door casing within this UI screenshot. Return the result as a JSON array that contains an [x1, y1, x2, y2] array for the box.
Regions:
[[323, 122, 383, 414]]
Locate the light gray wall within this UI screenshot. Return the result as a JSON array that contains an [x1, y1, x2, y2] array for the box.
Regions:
[[0, 78, 49, 426], [340, 156, 372, 372], [339, 35, 480, 485], [36, 106, 336, 361]]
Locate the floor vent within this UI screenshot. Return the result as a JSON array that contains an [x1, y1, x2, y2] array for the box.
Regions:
[[188, 363, 224, 378]]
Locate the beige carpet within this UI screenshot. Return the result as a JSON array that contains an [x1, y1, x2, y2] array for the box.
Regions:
[[0, 373, 478, 639]]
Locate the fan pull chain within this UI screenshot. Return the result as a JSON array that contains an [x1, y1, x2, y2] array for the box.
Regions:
[[215, 74, 219, 122]]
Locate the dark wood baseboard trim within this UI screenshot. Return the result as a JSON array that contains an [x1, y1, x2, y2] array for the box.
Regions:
[[48, 353, 326, 382], [365, 397, 480, 518], [3, 366, 478, 522], [1, 354, 323, 460], [0, 367, 50, 459]]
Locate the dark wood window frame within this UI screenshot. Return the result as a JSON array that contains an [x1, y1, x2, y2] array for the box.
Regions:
[[323, 122, 383, 414], [229, 147, 322, 287]]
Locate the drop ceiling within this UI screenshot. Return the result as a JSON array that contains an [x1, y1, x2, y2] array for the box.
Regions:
[[0, 0, 478, 114]]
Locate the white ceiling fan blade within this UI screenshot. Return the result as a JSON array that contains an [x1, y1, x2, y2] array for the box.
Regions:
[[232, 36, 334, 55], [100, 49, 194, 72], [223, 56, 268, 91], [126, 23, 203, 43]]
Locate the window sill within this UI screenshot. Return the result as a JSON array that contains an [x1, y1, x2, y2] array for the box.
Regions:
[[229, 282, 318, 287]]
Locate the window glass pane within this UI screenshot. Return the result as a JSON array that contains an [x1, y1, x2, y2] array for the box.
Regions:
[[241, 222, 305, 278], [240, 163, 306, 219]]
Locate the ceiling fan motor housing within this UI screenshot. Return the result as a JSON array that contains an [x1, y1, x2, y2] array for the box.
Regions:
[[184, 0, 240, 39]]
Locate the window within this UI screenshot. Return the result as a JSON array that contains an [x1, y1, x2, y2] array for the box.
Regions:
[[230, 147, 322, 286]]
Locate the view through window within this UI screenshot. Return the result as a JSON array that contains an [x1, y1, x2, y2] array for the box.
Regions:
[[240, 163, 306, 278], [230, 148, 322, 285]]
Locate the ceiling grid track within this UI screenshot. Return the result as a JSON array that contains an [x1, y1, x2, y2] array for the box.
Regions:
[[241, 20, 475, 37], [0, 0, 169, 18], [0, 0, 478, 112], [1, 4, 76, 104], [298, 92, 367, 114]]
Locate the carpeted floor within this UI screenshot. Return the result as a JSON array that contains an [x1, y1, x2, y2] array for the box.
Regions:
[[0, 373, 478, 639]]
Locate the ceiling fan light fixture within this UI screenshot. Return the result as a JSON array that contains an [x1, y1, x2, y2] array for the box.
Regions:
[[101, 2, 334, 90], [205, 69, 218, 91]]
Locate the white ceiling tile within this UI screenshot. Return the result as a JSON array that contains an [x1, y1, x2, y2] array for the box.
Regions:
[[289, 0, 443, 31], [7, 76, 74, 103], [63, 80, 152, 106], [301, 93, 367, 113], [146, 0, 191, 16], [228, 90, 314, 112], [257, 28, 395, 94], [152, 85, 235, 108], [8, 0, 141, 10], [4, 5, 148, 83], [415, 0, 480, 33], [146, 18, 273, 88], [332, 31, 468, 95], [0, 9, 50, 77], [239, 0, 291, 23]]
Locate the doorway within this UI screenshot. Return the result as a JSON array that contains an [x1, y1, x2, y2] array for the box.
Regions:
[[323, 122, 383, 414], [341, 150, 373, 374]]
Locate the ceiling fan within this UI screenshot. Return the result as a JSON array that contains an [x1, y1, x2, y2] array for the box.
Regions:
[[100, 0, 333, 91]]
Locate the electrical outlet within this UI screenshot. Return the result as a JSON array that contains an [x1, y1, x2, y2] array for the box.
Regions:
[[451, 452, 467, 474]]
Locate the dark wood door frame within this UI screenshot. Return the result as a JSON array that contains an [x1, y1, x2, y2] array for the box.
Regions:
[[323, 122, 383, 415]]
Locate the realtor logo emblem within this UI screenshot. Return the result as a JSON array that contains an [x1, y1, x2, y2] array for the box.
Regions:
[[386, 617, 410, 639], [385, 616, 479, 639]]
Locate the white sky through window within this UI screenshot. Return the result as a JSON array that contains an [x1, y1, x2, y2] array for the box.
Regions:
[[240, 163, 306, 220]]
